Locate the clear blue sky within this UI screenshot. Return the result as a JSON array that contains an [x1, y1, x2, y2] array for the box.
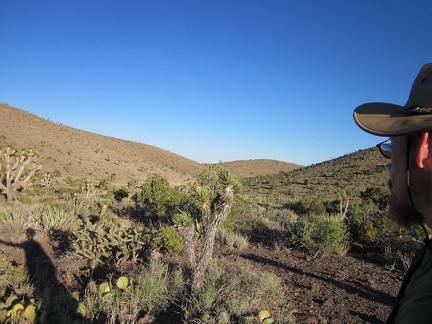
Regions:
[[2, 1, 432, 165]]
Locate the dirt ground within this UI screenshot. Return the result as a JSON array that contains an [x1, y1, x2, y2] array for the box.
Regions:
[[231, 244, 404, 324]]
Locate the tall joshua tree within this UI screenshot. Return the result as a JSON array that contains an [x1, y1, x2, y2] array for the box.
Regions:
[[0, 147, 42, 202], [173, 164, 242, 296]]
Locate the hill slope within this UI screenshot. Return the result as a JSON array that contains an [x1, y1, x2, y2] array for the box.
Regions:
[[0, 103, 204, 185], [0, 103, 302, 185], [244, 147, 389, 202], [222, 159, 301, 178]]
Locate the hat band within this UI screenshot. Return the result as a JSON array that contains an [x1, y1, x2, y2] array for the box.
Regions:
[[398, 105, 432, 116]]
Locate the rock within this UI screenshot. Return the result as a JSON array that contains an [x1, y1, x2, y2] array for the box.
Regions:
[[323, 299, 333, 307], [296, 315, 318, 324]]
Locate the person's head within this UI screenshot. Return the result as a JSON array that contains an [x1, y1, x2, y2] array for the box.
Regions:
[[354, 63, 432, 228], [25, 228, 36, 240]]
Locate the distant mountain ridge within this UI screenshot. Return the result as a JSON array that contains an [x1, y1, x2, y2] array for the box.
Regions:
[[0, 103, 302, 185]]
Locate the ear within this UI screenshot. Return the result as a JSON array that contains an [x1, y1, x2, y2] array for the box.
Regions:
[[416, 132, 432, 169]]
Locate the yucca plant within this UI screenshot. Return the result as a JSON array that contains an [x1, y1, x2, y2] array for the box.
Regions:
[[32, 206, 71, 233], [173, 164, 243, 296]]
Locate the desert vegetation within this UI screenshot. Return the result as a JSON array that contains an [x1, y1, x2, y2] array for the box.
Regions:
[[0, 147, 295, 323], [0, 105, 428, 323], [0, 143, 426, 323]]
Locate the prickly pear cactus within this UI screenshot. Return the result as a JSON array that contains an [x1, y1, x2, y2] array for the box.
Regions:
[[98, 282, 112, 295], [23, 304, 37, 320], [116, 276, 130, 290], [258, 310, 271, 321], [0, 294, 38, 323], [257, 310, 274, 323]]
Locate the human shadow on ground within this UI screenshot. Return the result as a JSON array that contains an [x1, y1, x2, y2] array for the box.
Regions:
[[0, 228, 82, 322], [240, 252, 395, 307], [349, 310, 385, 324]]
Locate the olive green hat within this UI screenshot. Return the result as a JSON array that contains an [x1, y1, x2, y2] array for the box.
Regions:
[[354, 63, 432, 136]]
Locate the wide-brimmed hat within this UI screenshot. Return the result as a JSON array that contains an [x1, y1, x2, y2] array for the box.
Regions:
[[354, 63, 432, 136]]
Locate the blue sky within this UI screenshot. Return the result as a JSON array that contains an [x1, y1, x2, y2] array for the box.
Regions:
[[1, 1, 432, 165]]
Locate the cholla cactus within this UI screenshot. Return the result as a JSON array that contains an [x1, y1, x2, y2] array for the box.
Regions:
[[72, 219, 149, 268], [0, 147, 42, 201]]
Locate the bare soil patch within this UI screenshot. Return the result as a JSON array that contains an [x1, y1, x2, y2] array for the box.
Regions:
[[229, 244, 403, 324]]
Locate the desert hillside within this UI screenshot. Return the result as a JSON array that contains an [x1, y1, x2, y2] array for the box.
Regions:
[[0, 103, 301, 185], [221, 159, 301, 178]]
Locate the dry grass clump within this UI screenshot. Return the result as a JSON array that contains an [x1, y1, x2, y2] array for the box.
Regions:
[[185, 257, 292, 323], [217, 227, 249, 250]]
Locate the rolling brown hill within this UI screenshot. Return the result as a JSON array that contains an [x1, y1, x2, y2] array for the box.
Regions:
[[0, 103, 302, 186], [221, 159, 301, 178]]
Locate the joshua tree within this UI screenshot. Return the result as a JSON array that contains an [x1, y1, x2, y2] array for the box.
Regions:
[[173, 164, 242, 296], [0, 147, 42, 202]]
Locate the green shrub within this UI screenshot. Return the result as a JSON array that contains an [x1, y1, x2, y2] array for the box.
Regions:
[[360, 185, 390, 210], [286, 198, 326, 216], [313, 217, 350, 255], [287, 215, 350, 257], [225, 195, 252, 230], [263, 207, 299, 230], [286, 218, 315, 254], [113, 188, 129, 202], [139, 174, 184, 215], [98, 173, 116, 190], [152, 228, 184, 254], [346, 197, 400, 249]]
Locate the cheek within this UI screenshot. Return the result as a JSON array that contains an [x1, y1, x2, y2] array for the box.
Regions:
[[389, 163, 397, 189], [387, 164, 392, 186], [389, 162, 406, 200], [412, 169, 432, 205]]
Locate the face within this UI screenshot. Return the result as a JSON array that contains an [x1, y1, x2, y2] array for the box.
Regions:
[[387, 136, 421, 227]]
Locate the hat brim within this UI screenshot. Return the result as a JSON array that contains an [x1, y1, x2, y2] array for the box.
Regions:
[[354, 102, 432, 137]]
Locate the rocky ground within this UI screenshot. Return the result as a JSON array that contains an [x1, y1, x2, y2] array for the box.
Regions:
[[232, 244, 404, 324]]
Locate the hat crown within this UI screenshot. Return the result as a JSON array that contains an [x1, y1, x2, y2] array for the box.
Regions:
[[404, 63, 432, 110]]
